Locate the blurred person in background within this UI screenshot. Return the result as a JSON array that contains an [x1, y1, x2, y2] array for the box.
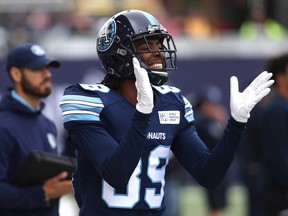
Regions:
[[238, 73, 273, 216], [239, 0, 286, 41], [239, 101, 267, 216], [25, 10, 53, 43], [260, 53, 288, 216], [0, 43, 73, 216], [60, 9, 273, 216], [183, 9, 218, 38], [164, 152, 186, 216], [192, 87, 230, 216]]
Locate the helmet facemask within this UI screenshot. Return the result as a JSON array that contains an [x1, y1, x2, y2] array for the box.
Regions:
[[123, 31, 177, 86]]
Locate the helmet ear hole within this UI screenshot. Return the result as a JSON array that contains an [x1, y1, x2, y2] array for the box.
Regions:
[[109, 55, 133, 78], [111, 55, 121, 65], [102, 56, 120, 75]]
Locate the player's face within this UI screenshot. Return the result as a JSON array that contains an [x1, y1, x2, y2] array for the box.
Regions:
[[20, 67, 52, 98], [134, 38, 166, 70]]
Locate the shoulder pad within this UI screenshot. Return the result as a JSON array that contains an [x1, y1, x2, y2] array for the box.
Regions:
[[153, 85, 181, 94], [60, 84, 105, 124], [78, 83, 111, 93], [154, 85, 194, 122]]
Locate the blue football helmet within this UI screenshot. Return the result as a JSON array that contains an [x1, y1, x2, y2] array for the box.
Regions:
[[96, 10, 177, 86]]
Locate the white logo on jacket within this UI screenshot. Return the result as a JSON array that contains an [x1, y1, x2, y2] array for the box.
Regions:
[[158, 111, 180, 124], [47, 133, 57, 149]]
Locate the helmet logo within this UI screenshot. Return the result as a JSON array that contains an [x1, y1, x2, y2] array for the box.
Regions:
[[97, 20, 117, 52]]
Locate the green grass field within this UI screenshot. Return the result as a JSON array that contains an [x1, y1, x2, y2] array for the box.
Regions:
[[178, 184, 247, 216]]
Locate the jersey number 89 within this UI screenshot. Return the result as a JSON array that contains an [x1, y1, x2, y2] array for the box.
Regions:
[[102, 146, 170, 208]]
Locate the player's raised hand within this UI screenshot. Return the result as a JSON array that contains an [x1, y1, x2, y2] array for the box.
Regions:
[[133, 57, 154, 114], [230, 71, 274, 123]]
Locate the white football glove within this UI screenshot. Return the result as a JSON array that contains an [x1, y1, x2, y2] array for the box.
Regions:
[[133, 57, 154, 114], [230, 71, 274, 123]]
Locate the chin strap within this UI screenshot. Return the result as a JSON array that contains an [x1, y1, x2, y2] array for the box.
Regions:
[[148, 70, 168, 86]]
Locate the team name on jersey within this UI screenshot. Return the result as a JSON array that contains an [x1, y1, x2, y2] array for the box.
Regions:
[[147, 132, 166, 140], [158, 111, 180, 124]]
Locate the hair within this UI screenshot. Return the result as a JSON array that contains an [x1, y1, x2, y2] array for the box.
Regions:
[[265, 53, 288, 86], [101, 74, 122, 89], [7, 69, 13, 81]]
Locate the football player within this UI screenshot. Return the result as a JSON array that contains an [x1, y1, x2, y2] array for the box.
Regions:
[[60, 10, 274, 216]]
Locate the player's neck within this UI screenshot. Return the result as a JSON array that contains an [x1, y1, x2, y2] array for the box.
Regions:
[[117, 80, 137, 105]]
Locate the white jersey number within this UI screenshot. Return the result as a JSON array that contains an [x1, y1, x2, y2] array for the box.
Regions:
[[102, 146, 170, 208]]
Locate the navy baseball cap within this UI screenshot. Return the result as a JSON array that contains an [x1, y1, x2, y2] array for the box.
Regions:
[[6, 43, 60, 71]]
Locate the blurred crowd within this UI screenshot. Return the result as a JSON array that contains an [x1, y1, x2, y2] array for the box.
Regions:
[[1, 1, 288, 216], [1, 0, 288, 56]]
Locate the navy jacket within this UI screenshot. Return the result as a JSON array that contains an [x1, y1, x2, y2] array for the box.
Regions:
[[261, 93, 288, 189], [0, 91, 59, 216]]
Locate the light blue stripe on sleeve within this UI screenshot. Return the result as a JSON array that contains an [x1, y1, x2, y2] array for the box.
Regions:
[[62, 95, 103, 104], [62, 112, 100, 123], [183, 96, 195, 122], [185, 112, 194, 122], [60, 94, 104, 123], [60, 103, 103, 114]]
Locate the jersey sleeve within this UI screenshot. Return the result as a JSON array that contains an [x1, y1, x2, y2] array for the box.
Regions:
[[60, 84, 104, 128], [60, 84, 152, 188], [172, 117, 246, 189], [154, 85, 246, 189]]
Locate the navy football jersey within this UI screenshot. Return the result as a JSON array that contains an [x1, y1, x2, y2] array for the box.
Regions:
[[60, 83, 245, 216]]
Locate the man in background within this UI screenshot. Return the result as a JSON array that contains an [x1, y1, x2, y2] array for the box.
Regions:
[[0, 43, 72, 216], [260, 53, 288, 216], [192, 88, 230, 216]]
